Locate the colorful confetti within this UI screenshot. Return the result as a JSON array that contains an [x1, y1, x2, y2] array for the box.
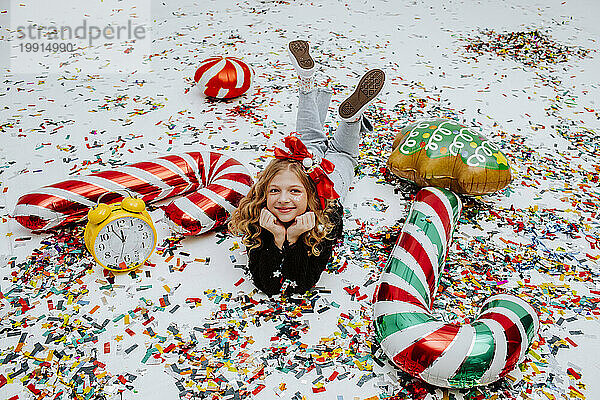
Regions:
[[1, 1, 600, 400]]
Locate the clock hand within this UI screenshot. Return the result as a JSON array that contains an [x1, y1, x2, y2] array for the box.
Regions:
[[118, 240, 126, 264], [112, 229, 125, 243]]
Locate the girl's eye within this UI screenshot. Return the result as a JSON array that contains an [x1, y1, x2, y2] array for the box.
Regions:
[[269, 188, 279, 193]]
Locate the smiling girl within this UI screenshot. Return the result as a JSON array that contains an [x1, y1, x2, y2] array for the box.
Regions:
[[229, 40, 385, 296]]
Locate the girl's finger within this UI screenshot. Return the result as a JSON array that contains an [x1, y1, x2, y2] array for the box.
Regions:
[[259, 208, 268, 221]]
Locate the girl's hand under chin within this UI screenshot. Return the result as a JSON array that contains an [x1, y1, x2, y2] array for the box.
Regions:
[[259, 208, 287, 249], [287, 211, 316, 245]]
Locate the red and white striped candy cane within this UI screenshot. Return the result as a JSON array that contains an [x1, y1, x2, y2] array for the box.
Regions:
[[13, 151, 253, 235], [194, 56, 253, 99], [373, 187, 539, 388], [161, 152, 253, 235]]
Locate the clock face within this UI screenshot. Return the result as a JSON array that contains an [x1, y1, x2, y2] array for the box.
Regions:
[[93, 217, 155, 270]]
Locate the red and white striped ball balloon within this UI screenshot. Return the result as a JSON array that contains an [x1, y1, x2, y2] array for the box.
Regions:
[[194, 56, 253, 99]]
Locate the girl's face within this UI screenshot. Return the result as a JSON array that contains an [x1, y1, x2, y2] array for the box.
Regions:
[[266, 168, 309, 223]]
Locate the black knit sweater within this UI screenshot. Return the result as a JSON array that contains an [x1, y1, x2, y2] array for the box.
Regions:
[[247, 204, 343, 296]]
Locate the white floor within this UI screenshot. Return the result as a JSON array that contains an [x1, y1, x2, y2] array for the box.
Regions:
[[1, 1, 600, 399]]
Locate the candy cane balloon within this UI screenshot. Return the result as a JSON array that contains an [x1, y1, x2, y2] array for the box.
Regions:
[[13, 151, 253, 235], [162, 152, 253, 235], [373, 187, 539, 388], [194, 56, 253, 99]]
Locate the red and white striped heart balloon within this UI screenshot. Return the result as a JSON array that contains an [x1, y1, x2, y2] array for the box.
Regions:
[[194, 56, 253, 99]]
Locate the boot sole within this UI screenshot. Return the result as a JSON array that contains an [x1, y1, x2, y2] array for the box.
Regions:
[[339, 69, 385, 120], [288, 40, 315, 71]]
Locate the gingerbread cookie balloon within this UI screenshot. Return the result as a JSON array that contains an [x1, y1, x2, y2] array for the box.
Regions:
[[387, 119, 512, 195]]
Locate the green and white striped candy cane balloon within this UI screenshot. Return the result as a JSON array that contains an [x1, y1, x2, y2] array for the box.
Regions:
[[373, 187, 539, 388]]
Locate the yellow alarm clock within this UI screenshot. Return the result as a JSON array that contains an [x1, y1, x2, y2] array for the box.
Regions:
[[84, 195, 157, 272]]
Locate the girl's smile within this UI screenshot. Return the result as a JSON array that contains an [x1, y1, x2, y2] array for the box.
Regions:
[[266, 169, 308, 223]]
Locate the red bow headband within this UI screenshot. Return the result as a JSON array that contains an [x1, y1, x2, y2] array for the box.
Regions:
[[273, 136, 339, 209]]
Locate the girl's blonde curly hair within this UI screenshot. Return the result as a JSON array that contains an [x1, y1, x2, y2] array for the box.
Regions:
[[229, 158, 337, 256]]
